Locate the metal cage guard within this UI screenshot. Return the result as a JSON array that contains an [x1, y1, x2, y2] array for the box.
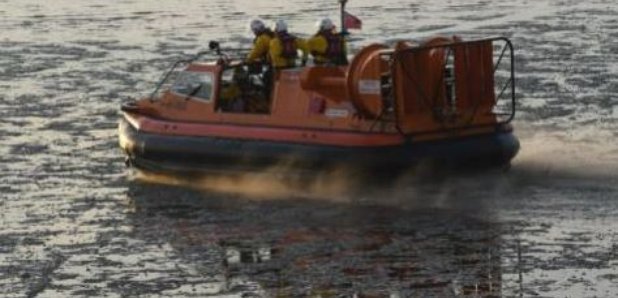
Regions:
[[383, 36, 516, 137]]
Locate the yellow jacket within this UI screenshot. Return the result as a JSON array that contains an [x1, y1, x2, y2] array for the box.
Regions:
[[307, 31, 346, 65], [220, 84, 240, 102], [269, 33, 309, 68], [246, 31, 273, 63]]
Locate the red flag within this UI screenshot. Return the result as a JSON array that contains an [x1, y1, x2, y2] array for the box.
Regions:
[[344, 11, 362, 30]]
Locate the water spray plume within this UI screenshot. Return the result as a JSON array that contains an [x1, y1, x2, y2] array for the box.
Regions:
[[511, 127, 618, 181], [133, 161, 364, 201]]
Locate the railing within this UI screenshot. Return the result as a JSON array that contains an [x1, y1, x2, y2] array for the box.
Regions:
[[148, 43, 250, 101], [149, 51, 211, 101]]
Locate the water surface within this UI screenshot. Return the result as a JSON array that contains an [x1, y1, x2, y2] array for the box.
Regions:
[[1, 0, 617, 296]]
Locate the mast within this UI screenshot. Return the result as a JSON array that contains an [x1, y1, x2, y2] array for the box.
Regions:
[[339, 0, 347, 34], [338, 0, 348, 65]]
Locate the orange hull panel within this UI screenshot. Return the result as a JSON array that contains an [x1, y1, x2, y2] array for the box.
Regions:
[[125, 112, 405, 147]]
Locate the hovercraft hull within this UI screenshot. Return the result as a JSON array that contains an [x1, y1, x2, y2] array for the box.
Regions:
[[119, 117, 519, 175]]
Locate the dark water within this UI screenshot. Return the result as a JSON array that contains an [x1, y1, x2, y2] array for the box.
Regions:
[[1, 0, 617, 296]]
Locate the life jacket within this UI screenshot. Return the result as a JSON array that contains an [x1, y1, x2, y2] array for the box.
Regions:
[[317, 31, 343, 61], [277, 32, 298, 59], [253, 28, 275, 44]]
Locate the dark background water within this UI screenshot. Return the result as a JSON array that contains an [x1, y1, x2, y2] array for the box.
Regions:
[[1, 0, 617, 296]]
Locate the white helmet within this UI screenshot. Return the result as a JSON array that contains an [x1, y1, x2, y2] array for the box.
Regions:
[[274, 20, 288, 33], [250, 19, 265, 33], [316, 18, 335, 31]]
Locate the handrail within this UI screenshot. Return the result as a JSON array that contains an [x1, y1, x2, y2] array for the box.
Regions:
[[149, 59, 191, 101], [148, 45, 250, 101]]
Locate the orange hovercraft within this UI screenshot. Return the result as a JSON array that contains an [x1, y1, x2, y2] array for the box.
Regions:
[[119, 35, 519, 175]]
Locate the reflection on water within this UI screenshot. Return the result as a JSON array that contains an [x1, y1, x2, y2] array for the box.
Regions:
[[127, 178, 504, 297], [124, 153, 618, 297]]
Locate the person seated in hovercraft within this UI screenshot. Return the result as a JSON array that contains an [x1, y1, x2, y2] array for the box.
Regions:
[[307, 17, 348, 66], [268, 20, 308, 70], [219, 67, 246, 112], [218, 65, 270, 114]]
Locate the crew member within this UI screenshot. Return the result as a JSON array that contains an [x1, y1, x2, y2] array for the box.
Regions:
[[268, 20, 308, 69], [307, 18, 347, 65], [246, 19, 274, 65]]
